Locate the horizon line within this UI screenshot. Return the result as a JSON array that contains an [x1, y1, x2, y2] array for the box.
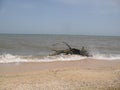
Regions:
[[0, 33, 120, 37]]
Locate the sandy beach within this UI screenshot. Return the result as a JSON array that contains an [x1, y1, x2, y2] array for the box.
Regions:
[[0, 59, 120, 90]]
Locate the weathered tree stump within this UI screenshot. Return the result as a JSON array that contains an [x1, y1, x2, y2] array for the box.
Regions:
[[50, 42, 91, 57]]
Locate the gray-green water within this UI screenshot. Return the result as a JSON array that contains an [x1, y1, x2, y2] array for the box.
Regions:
[[0, 34, 120, 63]]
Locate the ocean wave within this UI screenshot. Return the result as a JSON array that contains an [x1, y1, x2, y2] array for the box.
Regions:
[[0, 54, 86, 63], [0, 53, 120, 63], [92, 54, 120, 60]]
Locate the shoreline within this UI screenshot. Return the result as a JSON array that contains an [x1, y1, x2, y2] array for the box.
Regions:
[[0, 59, 120, 74]]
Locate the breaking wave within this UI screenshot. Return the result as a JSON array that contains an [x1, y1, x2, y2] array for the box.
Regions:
[[0, 53, 120, 63], [90, 51, 120, 60], [92, 54, 120, 60], [0, 53, 86, 63]]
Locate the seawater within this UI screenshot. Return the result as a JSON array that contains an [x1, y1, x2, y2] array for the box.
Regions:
[[0, 34, 120, 63]]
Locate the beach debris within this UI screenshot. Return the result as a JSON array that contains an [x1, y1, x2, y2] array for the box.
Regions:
[[50, 42, 91, 57]]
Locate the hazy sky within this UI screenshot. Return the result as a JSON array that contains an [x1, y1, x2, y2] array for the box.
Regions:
[[0, 0, 120, 36]]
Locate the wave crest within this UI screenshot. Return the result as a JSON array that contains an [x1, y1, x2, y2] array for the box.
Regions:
[[0, 53, 120, 63], [0, 54, 86, 63]]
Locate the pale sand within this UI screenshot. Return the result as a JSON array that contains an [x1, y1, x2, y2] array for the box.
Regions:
[[0, 59, 120, 90]]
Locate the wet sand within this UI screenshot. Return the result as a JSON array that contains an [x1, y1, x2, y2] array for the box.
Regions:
[[0, 59, 120, 90]]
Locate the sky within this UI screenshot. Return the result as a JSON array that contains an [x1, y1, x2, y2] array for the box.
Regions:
[[0, 0, 120, 36]]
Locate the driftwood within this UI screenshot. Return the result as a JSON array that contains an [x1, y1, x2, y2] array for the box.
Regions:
[[51, 42, 91, 57]]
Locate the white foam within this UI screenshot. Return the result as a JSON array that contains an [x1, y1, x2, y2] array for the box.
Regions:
[[0, 54, 87, 63], [92, 53, 120, 60], [0, 53, 120, 63], [44, 54, 87, 61], [89, 49, 120, 60], [0, 54, 32, 63]]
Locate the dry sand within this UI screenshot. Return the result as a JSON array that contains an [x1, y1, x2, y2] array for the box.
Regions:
[[0, 59, 120, 90]]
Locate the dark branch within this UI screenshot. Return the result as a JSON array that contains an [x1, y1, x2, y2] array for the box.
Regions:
[[62, 42, 72, 50]]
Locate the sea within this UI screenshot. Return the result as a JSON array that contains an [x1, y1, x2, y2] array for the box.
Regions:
[[0, 34, 120, 63]]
